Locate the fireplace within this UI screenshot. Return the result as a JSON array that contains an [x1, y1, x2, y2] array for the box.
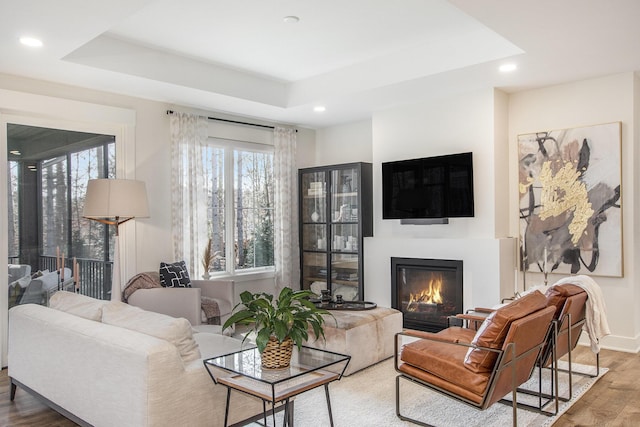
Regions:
[[391, 257, 463, 332]]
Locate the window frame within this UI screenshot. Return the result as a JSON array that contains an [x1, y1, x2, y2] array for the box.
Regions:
[[206, 137, 276, 279], [7, 160, 20, 260]]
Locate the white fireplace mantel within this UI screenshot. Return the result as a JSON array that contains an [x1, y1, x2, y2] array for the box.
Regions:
[[364, 237, 516, 311]]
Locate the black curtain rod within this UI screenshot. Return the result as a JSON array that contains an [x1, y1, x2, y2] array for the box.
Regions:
[[166, 110, 296, 132]]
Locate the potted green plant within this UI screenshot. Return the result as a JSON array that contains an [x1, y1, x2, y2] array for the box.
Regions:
[[223, 287, 331, 369]]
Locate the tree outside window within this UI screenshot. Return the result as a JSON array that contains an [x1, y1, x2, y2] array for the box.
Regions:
[[41, 143, 114, 263], [203, 141, 275, 275]]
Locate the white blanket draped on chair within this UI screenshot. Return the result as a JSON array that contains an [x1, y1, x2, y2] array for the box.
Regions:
[[551, 275, 611, 353]]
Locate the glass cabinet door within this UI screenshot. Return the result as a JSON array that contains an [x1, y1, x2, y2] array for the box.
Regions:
[[331, 253, 359, 300], [299, 162, 371, 302], [301, 170, 327, 224], [330, 167, 359, 224], [301, 252, 328, 295], [330, 167, 361, 300], [300, 170, 328, 294]]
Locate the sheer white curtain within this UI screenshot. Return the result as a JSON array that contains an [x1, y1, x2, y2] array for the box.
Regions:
[[273, 127, 299, 291], [169, 112, 209, 277]]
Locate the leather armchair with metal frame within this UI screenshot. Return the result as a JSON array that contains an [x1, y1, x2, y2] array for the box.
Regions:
[[539, 284, 595, 398], [457, 283, 593, 408], [395, 291, 556, 426]]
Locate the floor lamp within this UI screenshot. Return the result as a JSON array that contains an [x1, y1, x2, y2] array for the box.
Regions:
[[83, 179, 149, 301]]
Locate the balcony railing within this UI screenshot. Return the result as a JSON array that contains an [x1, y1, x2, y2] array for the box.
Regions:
[[39, 256, 113, 300]]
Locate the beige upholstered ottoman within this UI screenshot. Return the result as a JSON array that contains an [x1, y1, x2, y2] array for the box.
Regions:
[[306, 307, 403, 375]]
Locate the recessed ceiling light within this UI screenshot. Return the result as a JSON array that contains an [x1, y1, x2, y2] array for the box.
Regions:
[[19, 36, 43, 48], [499, 63, 517, 73], [313, 106, 326, 113], [283, 16, 300, 24], [9, 150, 21, 155]]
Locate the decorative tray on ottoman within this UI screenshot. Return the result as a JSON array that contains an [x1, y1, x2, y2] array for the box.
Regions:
[[310, 290, 377, 310], [311, 299, 377, 310], [322, 301, 377, 310]]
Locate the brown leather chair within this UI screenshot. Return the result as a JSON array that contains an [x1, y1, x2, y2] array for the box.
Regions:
[[539, 284, 594, 399], [459, 284, 593, 408], [395, 292, 556, 426]]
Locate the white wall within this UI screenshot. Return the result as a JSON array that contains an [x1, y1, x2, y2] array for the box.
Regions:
[[314, 119, 373, 166], [373, 88, 502, 240], [509, 72, 639, 352], [493, 89, 511, 238]]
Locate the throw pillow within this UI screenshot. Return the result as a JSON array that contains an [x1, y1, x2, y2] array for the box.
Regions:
[[31, 269, 47, 279], [159, 261, 191, 288], [463, 290, 547, 373]]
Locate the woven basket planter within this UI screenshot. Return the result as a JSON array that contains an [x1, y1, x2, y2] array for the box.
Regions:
[[261, 336, 294, 369]]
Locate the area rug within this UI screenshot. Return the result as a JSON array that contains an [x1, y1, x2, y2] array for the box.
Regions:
[[254, 358, 606, 427]]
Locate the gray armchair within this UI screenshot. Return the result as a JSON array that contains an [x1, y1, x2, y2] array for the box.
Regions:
[[14, 267, 74, 306], [127, 279, 235, 327], [8, 264, 31, 308]]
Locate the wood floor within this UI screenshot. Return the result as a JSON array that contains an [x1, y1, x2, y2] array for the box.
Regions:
[[0, 345, 637, 426], [552, 346, 640, 426]]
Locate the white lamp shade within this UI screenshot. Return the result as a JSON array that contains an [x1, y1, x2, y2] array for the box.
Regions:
[[83, 179, 149, 219]]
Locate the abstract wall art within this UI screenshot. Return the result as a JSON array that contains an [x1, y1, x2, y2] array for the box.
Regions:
[[518, 122, 622, 278]]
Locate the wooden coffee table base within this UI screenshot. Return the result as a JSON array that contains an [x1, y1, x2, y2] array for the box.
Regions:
[[219, 369, 339, 427]]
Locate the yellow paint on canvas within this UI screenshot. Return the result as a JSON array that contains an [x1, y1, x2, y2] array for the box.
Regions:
[[538, 160, 593, 245]]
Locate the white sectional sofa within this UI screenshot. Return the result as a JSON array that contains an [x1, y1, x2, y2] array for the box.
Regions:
[[8, 292, 263, 427]]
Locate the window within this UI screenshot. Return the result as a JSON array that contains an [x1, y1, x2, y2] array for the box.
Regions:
[[41, 156, 68, 256], [41, 142, 115, 260], [69, 143, 116, 260], [204, 139, 275, 275]]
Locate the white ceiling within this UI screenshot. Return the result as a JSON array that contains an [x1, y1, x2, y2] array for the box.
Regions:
[[2, 0, 640, 129]]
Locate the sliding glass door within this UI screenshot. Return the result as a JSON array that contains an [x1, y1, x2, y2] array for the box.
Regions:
[[7, 124, 116, 307]]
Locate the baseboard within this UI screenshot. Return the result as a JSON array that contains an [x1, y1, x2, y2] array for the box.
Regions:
[[578, 333, 640, 353]]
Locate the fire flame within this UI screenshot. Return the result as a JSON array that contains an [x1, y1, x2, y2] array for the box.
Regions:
[[407, 274, 443, 311]]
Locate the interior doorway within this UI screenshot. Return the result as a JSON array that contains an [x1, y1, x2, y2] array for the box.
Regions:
[[7, 124, 116, 308], [1, 92, 135, 368]]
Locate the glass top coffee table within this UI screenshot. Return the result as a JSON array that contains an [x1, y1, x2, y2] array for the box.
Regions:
[[204, 345, 350, 427]]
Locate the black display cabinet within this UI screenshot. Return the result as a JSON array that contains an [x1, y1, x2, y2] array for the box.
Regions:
[[298, 162, 373, 301]]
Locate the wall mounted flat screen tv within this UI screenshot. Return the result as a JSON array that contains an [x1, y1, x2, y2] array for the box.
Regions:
[[382, 152, 474, 220]]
